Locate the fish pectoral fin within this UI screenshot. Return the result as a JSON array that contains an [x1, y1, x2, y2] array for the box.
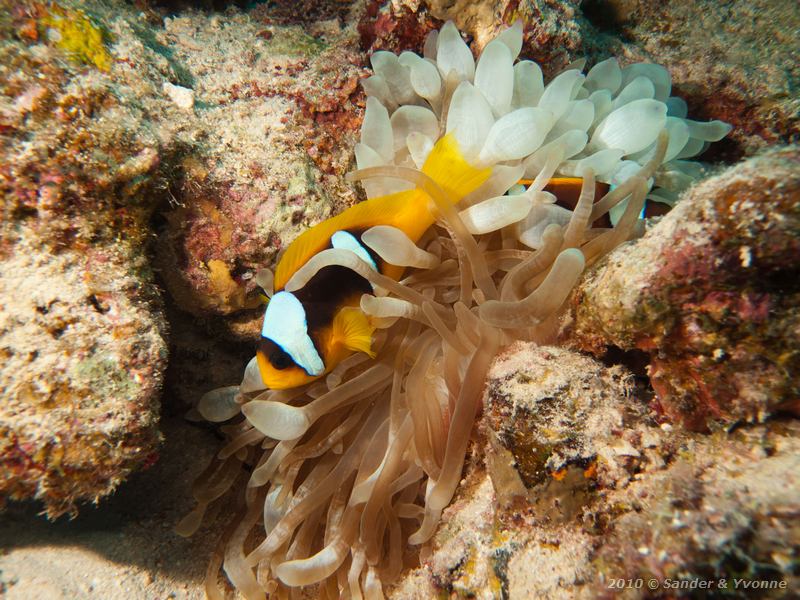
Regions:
[[333, 306, 376, 358]]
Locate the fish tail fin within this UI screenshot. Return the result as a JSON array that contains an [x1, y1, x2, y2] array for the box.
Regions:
[[421, 133, 492, 206]]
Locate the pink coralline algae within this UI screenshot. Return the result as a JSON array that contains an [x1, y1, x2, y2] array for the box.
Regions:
[[358, 0, 442, 56], [154, 11, 368, 324], [358, 0, 586, 75]]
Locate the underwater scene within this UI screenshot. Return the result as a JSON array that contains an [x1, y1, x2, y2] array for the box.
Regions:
[[0, 0, 798, 598]]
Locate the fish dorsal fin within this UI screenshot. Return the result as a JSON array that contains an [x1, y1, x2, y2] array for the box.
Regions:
[[273, 189, 428, 291], [332, 307, 376, 357], [518, 177, 611, 210]]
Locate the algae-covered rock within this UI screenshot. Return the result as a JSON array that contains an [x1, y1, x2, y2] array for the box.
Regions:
[[567, 147, 800, 431], [152, 9, 365, 325], [484, 344, 645, 492], [579, 0, 800, 155], [0, 0, 369, 514], [0, 0, 175, 515], [0, 235, 167, 517], [359, 0, 585, 73]]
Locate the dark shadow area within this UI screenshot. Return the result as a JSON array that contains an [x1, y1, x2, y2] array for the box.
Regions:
[[130, 0, 251, 13], [599, 346, 659, 417], [695, 135, 746, 165], [160, 300, 256, 417], [249, 0, 356, 25], [581, 0, 628, 35], [600, 345, 650, 380], [131, 0, 355, 23]]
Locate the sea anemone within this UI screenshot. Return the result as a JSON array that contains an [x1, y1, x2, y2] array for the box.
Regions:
[[181, 21, 731, 599]]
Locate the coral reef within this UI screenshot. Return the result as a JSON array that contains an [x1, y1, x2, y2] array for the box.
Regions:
[[358, 1, 442, 56], [363, 0, 799, 156], [0, 0, 796, 598], [0, 0, 366, 513], [0, 229, 167, 517], [483, 344, 643, 492], [580, 0, 800, 155], [153, 8, 366, 324], [359, 0, 586, 74], [0, 417, 223, 599], [567, 147, 800, 431]]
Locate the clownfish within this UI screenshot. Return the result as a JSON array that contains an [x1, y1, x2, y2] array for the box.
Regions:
[[522, 177, 671, 224], [256, 136, 633, 390], [256, 134, 491, 389]]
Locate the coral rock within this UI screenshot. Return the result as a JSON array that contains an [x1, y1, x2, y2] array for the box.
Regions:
[[362, 0, 585, 72], [153, 10, 365, 325], [358, 0, 442, 55], [579, 0, 800, 155], [0, 230, 167, 517], [483, 344, 645, 496], [567, 147, 800, 430], [0, 0, 173, 515]]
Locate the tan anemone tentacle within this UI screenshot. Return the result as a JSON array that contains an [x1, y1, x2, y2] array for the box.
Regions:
[[479, 248, 586, 329], [409, 321, 502, 544], [499, 224, 564, 302], [562, 168, 596, 249]]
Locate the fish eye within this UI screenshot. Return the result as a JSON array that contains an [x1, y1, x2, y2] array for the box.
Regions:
[[269, 347, 294, 370]]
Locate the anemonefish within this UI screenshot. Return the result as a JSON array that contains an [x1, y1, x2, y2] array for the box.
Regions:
[[256, 137, 637, 390], [256, 134, 491, 389], [522, 177, 671, 225]]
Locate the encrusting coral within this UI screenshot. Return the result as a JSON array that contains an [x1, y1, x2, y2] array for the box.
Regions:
[[183, 20, 732, 598], [0, 0, 171, 516], [41, 4, 112, 71], [394, 348, 800, 597]]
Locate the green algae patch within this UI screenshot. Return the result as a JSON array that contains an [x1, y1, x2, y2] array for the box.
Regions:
[[263, 26, 327, 58], [72, 353, 138, 399], [286, 170, 310, 197], [43, 5, 112, 71]]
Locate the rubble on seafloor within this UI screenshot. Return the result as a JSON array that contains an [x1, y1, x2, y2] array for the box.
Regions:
[[0, 0, 796, 597]]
